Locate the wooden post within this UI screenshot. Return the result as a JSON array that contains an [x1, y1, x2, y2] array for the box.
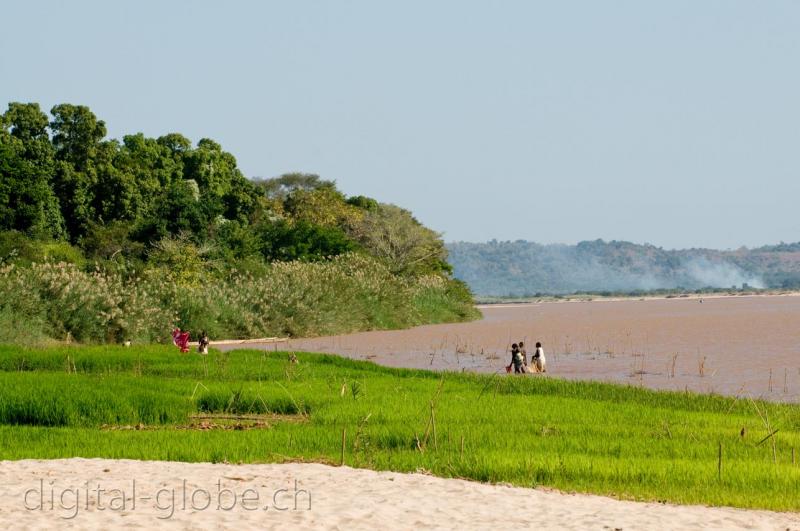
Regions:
[[718, 442, 722, 481], [340, 428, 346, 466], [431, 403, 438, 451]]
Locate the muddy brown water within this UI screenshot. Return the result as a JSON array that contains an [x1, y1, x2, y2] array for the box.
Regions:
[[222, 295, 800, 402]]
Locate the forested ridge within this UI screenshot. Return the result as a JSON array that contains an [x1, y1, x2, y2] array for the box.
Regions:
[[448, 239, 800, 296], [0, 102, 477, 343]]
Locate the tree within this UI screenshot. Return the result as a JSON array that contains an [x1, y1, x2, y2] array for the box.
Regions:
[[0, 139, 65, 238], [355, 204, 449, 275], [79, 221, 146, 263], [113, 133, 185, 221], [346, 195, 379, 211], [49, 104, 108, 239], [255, 220, 356, 262], [0, 103, 64, 238], [50, 104, 106, 171], [183, 138, 259, 224], [283, 187, 364, 231], [148, 232, 217, 286], [133, 180, 205, 243], [3, 102, 50, 151], [183, 138, 237, 198], [255, 172, 336, 200]]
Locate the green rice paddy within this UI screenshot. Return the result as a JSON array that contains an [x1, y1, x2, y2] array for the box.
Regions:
[[1, 344, 798, 511]]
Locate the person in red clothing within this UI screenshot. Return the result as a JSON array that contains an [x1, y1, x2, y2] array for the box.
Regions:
[[172, 328, 191, 353]]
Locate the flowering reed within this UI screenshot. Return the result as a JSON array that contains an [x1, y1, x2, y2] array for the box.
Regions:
[[0, 254, 477, 344]]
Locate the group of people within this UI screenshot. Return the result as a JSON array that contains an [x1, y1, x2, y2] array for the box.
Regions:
[[507, 341, 546, 374], [171, 328, 210, 354], [168, 328, 550, 375]]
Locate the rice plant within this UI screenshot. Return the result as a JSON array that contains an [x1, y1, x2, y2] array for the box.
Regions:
[[1, 344, 799, 511]]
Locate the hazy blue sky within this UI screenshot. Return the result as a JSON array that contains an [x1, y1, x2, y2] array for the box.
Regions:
[[2, 1, 798, 249]]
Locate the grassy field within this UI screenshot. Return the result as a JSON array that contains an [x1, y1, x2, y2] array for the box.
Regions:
[[1, 344, 799, 511]]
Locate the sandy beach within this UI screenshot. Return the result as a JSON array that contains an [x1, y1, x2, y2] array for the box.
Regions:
[[1, 458, 797, 530]]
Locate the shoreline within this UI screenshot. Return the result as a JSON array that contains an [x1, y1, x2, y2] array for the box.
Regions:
[[474, 289, 800, 308], [223, 294, 800, 403]]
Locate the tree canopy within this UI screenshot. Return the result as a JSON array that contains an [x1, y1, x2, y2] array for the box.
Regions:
[[0, 101, 456, 281]]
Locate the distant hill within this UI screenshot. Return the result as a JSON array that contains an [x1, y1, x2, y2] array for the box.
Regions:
[[446, 239, 800, 296]]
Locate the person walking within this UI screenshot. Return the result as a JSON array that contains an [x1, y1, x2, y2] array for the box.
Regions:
[[509, 343, 524, 374], [532, 342, 546, 373], [518, 341, 528, 369]]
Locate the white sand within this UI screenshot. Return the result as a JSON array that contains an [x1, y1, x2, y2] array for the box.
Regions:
[[0, 459, 796, 530]]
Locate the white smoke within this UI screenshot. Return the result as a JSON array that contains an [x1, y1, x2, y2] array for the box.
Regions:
[[683, 258, 765, 289]]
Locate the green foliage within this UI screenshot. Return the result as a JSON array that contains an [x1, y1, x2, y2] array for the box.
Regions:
[[283, 186, 365, 230], [147, 232, 218, 287], [0, 104, 65, 239], [256, 220, 357, 262], [0, 255, 474, 343], [1, 345, 799, 510], [346, 195, 380, 211], [0, 231, 84, 266], [50, 103, 107, 170], [0, 149, 63, 237], [196, 389, 306, 415], [0, 306, 48, 345], [0, 101, 462, 279], [354, 204, 451, 275], [255, 172, 336, 199], [0, 101, 477, 341], [412, 277, 479, 323], [78, 222, 146, 264]]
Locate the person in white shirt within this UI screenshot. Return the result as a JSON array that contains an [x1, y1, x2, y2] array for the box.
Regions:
[[532, 342, 546, 373]]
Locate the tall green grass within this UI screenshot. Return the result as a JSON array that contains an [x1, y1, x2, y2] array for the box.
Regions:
[[1, 344, 799, 511]]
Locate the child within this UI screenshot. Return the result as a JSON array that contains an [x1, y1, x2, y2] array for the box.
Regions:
[[518, 341, 528, 370], [198, 330, 210, 355]]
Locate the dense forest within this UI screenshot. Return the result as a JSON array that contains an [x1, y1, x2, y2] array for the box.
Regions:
[[448, 239, 800, 296], [0, 102, 477, 343]]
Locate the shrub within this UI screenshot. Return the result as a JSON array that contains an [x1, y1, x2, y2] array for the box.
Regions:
[[0, 255, 477, 344]]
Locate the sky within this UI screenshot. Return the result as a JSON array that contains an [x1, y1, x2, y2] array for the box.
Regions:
[[2, 1, 799, 249]]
